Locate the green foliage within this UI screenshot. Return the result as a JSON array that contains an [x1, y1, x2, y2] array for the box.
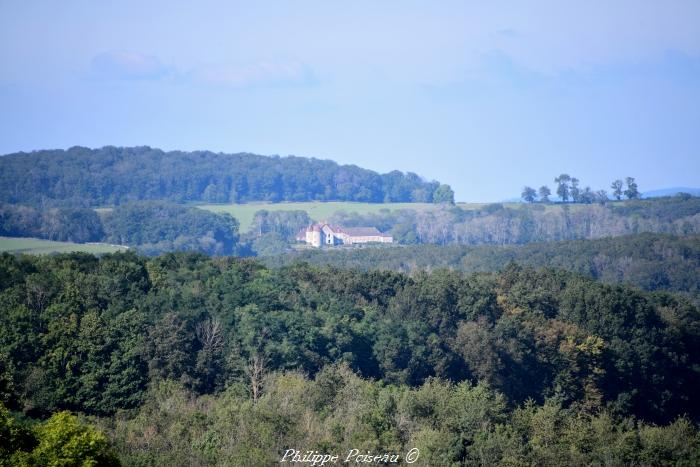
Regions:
[[1, 402, 36, 464], [1, 403, 119, 466], [555, 174, 571, 202], [0, 237, 126, 255], [250, 232, 289, 256], [1, 201, 240, 256], [612, 179, 624, 200], [99, 372, 700, 466], [0, 204, 103, 242], [268, 233, 700, 302], [320, 196, 700, 247], [433, 184, 455, 204], [28, 411, 119, 466], [624, 176, 640, 199], [1, 251, 698, 426], [0, 250, 699, 464], [249, 209, 311, 239], [0, 146, 448, 205], [198, 201, 438, 232], [521, 186, 537, 203], [102, 201, 239, 255]]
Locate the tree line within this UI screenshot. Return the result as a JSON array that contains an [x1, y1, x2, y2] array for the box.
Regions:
[[1, 252, 698, 464], [267, 233, 700, 303], [521, 174, 640, 203], [1, 201, 240, 255], [0, 146, 453, 206], [237, 195, 700, 257], [3, 196, 698, 256], [322, 195, 700, 247]]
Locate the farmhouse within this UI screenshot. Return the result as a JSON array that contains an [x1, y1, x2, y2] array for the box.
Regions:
[[296, 223, 393, 247]]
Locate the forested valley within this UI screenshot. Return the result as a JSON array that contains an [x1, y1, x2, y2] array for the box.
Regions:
[[1, 252, 699, 465]]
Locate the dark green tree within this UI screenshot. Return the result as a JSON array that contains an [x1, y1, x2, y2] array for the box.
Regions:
[[521, 187, 537, 203], [611, 179, 624, 200], [555, 174, 571, 202], [595, 190, 609, 204], [570, 177, 581, 203], [433, 184, 455, 204], [624, 177, 640, 199]]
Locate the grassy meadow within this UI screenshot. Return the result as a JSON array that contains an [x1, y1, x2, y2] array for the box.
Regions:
[[195, 201, 504, 231], [0, 237, 128, 255], [197, 201, 437, 231]]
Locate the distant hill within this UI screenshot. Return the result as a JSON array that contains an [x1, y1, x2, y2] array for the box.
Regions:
[[642, 187, 700, 198], [0, 146, 451, 207]]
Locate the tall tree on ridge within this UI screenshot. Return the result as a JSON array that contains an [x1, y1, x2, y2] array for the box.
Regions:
[[555, 174, 571, 202], [595, 190, 609, 204], [433, 184, 455, 204], [570, 178, 581, 203], [624, 177, 640, 199], [521, 186, 537, 203], [611, 180, 624, 200]]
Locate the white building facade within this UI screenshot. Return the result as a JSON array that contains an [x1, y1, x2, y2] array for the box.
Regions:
[[298, 223, 393, 247]]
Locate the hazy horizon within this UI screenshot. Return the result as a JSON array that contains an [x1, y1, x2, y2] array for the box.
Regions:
[[2, 1, 699, 201]]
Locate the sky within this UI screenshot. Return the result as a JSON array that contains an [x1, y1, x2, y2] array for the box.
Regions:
[[1, 1, 699, 201]]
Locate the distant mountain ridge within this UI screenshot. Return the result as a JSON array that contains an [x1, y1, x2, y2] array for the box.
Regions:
[[642, 187, 700, 198], [0, 146, 451, 207]]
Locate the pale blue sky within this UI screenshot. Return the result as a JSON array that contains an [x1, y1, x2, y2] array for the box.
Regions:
[[1, 0, 699, 201]]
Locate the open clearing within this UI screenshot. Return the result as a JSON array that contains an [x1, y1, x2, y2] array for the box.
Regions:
[[194, 201, 557, 231], [197, 201, 442, 231], [96, 201, 584, 234], [0, 237, 128, 255]]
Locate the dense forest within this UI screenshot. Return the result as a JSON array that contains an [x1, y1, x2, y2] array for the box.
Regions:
[[102, 202, 240, 256], [1, 252, 699, 464], [0, 146, 453, 206], [269, 233, 700, 302], [0, 203, 104, 243], [1, 201, 241, 255]]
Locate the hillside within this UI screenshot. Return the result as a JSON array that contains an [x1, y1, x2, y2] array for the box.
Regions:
[[1, 252, 699, 464], [0, 146, 452, 206], [1, 201, 240, 255]]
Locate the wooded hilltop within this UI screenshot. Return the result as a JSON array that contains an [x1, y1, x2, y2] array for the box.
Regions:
[[0, 146, 454, 206]]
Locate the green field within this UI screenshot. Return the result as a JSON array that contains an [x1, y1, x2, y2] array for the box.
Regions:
[[0, 237, 128, 255], [102, 200, 580, 233], [195, 201, 553, 231], [197, 201, 444, 231]]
